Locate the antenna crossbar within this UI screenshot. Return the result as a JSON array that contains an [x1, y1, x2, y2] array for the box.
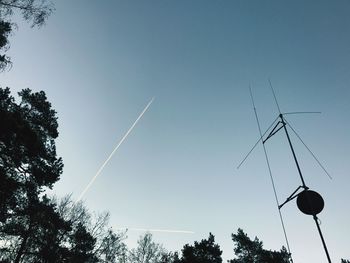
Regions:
[[236, 116, 279, 169], [263, 121, 284, 144], [278, 185, 305, 209]]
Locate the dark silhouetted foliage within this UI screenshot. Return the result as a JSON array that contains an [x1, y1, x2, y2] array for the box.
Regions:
[[176, 233, 222, 263], [128, 232, 171, 263], [0, 20, 11, 70], [0, 0, 54, 70], [68, 222, 98, 263], [228, 228, 291, 263], [0, 87, 62, 219], [0, 0, 54, 27], [0, 87, 63, 262], [341, 259, 350, 263], [0, 88, 127, 262], [55, 195, 127, 263]]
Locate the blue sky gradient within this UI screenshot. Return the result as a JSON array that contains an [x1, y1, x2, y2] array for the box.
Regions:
[[2, 0, 350, 261]]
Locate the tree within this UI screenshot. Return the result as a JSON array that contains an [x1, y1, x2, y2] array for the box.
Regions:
[[0, 0, 54, 70], [341, 260, 350, 263], [128, 232, 170, 263], [159, 252, 179, 263], [0, 20, 11, 70], [229, 228, 291, 263], [0, 88, 127, 262], [55, 195, 127, 263], [0, 87, 62, 218], [0, 0, 54, 27], [68, 222, 98, 263], [177, 233, 222, 263], [0, 87, 64, 262]]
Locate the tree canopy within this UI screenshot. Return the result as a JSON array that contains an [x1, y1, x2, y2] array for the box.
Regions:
[[0, 0, 54, 70], [128, 232, 172, 263], [0, 88, 127, 263], [0, 20, 11, 70], [0, 0, 54, 27], [228, 228, 291, 263], [176, 233, 222, 263]]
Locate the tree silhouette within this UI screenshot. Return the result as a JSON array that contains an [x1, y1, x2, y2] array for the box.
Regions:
[[0, 88, 62, 218], [177, 233, 222, 263], [55, 195, 127, 263], [0, 0, 54, 27], [0, 0, 54, 70], [128, 232, 170, 263], [0, 87, 64, 262], [228, 228, 291, 263], [68, 222, 98, 263], [0, 88, 128, 262], [0, 20, 11, 70]]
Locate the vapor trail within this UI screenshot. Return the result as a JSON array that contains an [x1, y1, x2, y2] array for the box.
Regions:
[[121, 228, 195, 234], [77, 97, 155, 201]]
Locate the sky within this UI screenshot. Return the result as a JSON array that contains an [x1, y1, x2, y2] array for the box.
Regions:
[[2, 0, 350, 262]]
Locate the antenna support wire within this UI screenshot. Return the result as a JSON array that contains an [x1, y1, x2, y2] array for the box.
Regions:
[[249, 88, 294, 262]]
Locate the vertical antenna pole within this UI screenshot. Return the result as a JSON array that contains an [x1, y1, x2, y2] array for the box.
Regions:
[[279, 114, 308, 189], [269, 80, 307, 188], [314, 215, 332, 263], [269, 79, 282, 114], [280, 117, 332, 262], [268, 80, 332, 262], [249, 87, 293, 262]]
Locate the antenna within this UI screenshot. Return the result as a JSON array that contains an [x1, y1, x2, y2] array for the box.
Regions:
[[269, 78, 282, 114], [240, 81, 333, 263], [249, 87, 293, 261], [236, 116, 279, 169]]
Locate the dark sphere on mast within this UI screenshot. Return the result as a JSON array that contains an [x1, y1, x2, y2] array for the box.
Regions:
[[297, 190, 324, 215]]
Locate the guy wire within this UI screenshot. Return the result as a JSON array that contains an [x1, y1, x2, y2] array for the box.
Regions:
[[284, 119, 332, 180], [249, 88, 293, 262]]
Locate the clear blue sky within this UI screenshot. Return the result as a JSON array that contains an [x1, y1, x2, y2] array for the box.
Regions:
[[2, 0, 350, 262]]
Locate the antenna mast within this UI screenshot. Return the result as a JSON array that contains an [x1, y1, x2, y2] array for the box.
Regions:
[[276, 112, 332, 263], [245, 82, 332, 263]]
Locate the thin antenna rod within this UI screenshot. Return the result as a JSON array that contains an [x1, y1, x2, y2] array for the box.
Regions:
[[269, 79, 282, 114], [282, 112, 321, 115], [237, 116, 279, 169], [285, 119, 332, 180], [249, 88, 293, 262]]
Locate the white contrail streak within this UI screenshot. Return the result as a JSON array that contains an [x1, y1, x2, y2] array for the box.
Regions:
[[118, 228, 195, 234], [77, 97, 155, 201]]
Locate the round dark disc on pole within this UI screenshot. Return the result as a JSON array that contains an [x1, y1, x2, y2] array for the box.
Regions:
[[297, 190, 324, 215]]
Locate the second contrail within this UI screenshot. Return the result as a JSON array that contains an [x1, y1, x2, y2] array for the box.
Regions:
[[118, 228, 195, 234], [77, 97, 155, 201]]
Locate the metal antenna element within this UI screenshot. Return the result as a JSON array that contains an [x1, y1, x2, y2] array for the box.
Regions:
[[279, 114, 308, 188], [282, 111, 321, 115], [285, 119, 332, 180], [265, 81, 332, 262], [269, 78, 282, 114], [277, 113, 332, 263], [236, 116, 279, 169], [239, 82, 333, 263], [249, 87, 293, 261]]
